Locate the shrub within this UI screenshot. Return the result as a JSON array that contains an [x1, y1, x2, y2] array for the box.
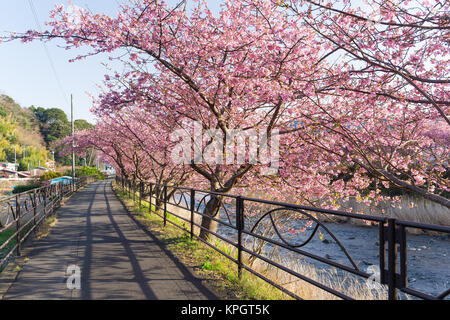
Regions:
[[64, 166, 105, 180], [39, 171, 63, 182], [12, 182, 41, 194]]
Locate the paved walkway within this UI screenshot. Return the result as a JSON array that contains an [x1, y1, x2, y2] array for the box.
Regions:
[[2, 180, 218, 300]]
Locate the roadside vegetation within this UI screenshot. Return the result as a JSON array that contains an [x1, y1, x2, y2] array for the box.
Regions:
[[35, 214, 58, 240], [63, 166, 105, 180], [11, 181, 42, 194], [0, 221, 37, 273], [39, 171, 63, 182]]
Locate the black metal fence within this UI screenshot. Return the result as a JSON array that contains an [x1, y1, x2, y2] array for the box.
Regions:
[[0, 175, 96, 271], [117, 177, 450, 300]]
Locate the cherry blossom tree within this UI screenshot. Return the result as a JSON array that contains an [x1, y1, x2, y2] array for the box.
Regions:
[[282, 0, 449, 125], [5, 0, 448, 237], [41, 0, 326, 238], [269, 0, 450, 208], [61, 105, 192, 206]]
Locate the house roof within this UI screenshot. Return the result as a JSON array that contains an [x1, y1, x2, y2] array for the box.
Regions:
[[0, 169, 31, 177], [0, 169, 18, 174], [17, 172, 30, 177]]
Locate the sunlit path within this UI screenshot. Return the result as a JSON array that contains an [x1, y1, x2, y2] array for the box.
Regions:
[[2, 180, 218, 300]]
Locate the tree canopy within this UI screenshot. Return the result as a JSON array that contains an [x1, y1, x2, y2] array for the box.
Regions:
[[0, 95, 93, 169], [6, 0, 448, 234]]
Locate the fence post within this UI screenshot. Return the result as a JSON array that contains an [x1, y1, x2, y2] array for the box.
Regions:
[[387, 218, 398, 300], [163, 185, 167, 227], [236, 196, 244, 279], [129, 181, 132, 199], [139, 182, 143, 209], [149, 183, 153, 214], [15, 195, 21, 256], [53, 185, 57, 211], [58, 184, 61, 207], [33, 189, 37, 229], [52, 185, 55, 213], [49, 185, 53, 216], [43, 187, 47, 217], [190, 189, 195, 239]]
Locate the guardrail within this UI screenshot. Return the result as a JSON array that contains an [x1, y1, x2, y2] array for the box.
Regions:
[[0, 175, 96, 271], [117, 177, 449, 300]]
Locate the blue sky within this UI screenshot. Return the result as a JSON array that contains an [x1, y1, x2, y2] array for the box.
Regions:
[[0, 0, 221, 124]]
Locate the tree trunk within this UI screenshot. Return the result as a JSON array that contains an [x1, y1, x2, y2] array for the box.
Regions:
[[198, 194, 223, 241], [153, 186, 163, 213]]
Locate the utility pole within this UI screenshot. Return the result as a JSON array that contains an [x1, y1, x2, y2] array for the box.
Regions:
[[71, 94, 76, 190]]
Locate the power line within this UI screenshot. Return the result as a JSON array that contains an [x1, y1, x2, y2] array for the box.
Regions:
[[27, 0, 69, 107]]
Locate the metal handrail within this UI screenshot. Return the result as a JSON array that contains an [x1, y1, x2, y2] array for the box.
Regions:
[[118, 176, 450, 300], [0, 175, 97, 271]]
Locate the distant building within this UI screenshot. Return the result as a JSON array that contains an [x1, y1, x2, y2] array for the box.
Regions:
[[17, 171, 31, 178], [29, 167, 49, 177], [0, 163, 18, 171], [0, 169, 29, 179], [0, 169, 18, 179], [45, 160, 56, 170]]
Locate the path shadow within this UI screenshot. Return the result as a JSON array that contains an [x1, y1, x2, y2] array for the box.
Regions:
[[2, 180, 219, 300], [106, 182, 219, 300]]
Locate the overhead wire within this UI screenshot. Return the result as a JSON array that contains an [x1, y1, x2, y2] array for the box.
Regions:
[[27, 0, 69, 107]]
